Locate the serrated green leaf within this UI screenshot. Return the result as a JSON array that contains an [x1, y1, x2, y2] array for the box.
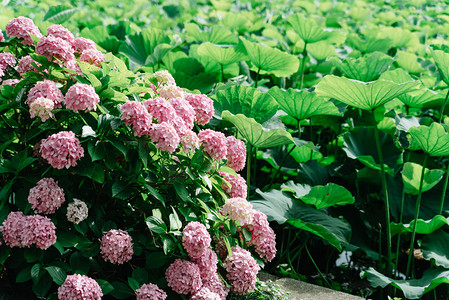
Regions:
[[315, 75, 418, 110], [43, 4, 77, 24], [409, 123, 449, 156], [402, 162, 444, 195], [214, 85, 278, 123], [240, 37, 300, 77], [268, 87, 341, 121], [222, 111, 294, 148]]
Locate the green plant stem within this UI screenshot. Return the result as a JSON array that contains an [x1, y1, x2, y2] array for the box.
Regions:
[[439, 166, 449, 215], [255, 67, 261, 88], [252, 147, 257, 187], [372, 110, 392, 276], [406, 154, 429, 279], [439, 89, 449, 124], [246, 144, 252, 200], [305, 243, 332, 289], [220, 64, 224, 82], [299, 42, 308, 90], [395, 151, 411, 277]]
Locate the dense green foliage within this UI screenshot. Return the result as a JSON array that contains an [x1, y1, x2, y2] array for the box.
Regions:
[[3, 0, 449, 299]]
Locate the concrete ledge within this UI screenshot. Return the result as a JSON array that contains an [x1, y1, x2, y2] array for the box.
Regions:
[[259, 273, 364, 300]]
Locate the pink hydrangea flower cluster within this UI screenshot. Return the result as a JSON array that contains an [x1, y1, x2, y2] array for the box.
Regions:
[[64, 83, 100, 112], [220, 197, 254, 226], [28, 178, 65, 214], [17, 55, 40, 74], [120, 100, 152, 136], [40, 131, 84, 169], [182, 221, 212, 259], [144, 97, 177, 124], [226, 136, 246, 172], [169, 97, 195, 130], [0, 211, 56, 249], [0, 52, 16, 69], [195, 248, 218, 279], [0, 30, 4, 42], [158, 85, 184, 99], [190, 287, 221, 300], [246, 210, 277, 262], [36, 35, 75, 62], [5, 16, 42, 45], [202, 273, 229, 300], [27, 80, 64, 108], [2, 79, 20, 87], [180, 130, 200, 153], [29, 97, 54, 122], [198, 129, 227, 161], [136, 283, 167, 300], [184, 93, 214, 126], [58, 274, 103, 300], [64, 60, 83, 76], [165, 259, 202, 295], [73, 37, 97, 54], [219, 172, 247, 199], [149, 122, 180, 153], [79, 49, 105, 67], [153, 70, 176, 86], [46, 24, 75, 46], [224, 246, 260, 295], [100, 229, 134, 264]]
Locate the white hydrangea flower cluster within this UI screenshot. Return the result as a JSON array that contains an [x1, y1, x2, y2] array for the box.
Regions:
[[66, 199, 88, 224]]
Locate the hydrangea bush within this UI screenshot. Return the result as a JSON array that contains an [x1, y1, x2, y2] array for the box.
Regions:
[[0, 17, 276, 299]]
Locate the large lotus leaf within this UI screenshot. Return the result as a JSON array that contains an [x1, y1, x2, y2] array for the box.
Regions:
[[307, 41, 336, 61], [422, 230, 449, 268], [396, 51, 425, 74], [402, 162, 444, 195], [346, 32, 393, 54], [287, 14, 329, 43], [184, 23, 238, 44], [409, 122, 449, 157], [268, 87, 341, 121], [431, 49, 449, 86], [380, 69, 444, 108], [299, 183, 355, 210], [342, 126, 402, 168], [240, 38, 300, 77], [251, 188, 351, 251], [281, 181, 312, 198], [222, 111, 294, 148], [80, 26, 122, 54], [331, 52, 394, 82], [315, 75, 419, 110], [362, 267, 449, 299], [390, 215, 449, 236], [190, 45, 240, 77], [378, 27, 416, 48], [119, 28, 170, 70], [196, 42, 247, 66], [214, 85, 278, 123]]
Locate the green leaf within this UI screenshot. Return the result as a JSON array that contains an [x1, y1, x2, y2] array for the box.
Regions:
[[431, 49, 449, 86], [251, 189, 351, 251], [145, 216, 167, 234], [409, 123, 449, 156], [222, 111, 294, 148], [342, 126, 402, 169], [240, 37, 300, 77], [214, 85, 278, 123], [268, 87, 341, 121], [362, 267, 449, 299], [16, 265, 32, 283], [70, 251, 90, 274], [402, 162, 444, 195], [162, 236, 176, 254], [185, 23, 238, 44], [95, 279, 115, 295], [196, 42, 247, 66], [380, 69, 444, 108], [300, 183, 354, 209], [132, 268, 148, 285], [330, 52, 393, 82], [43, 4, 77, 24], [346, 31, 393, 54], [32, 272, 52, 297], [45, 266, 67, 285], [307, 41, 336, 61], [173, 181, 192, 203], [315, 75, 419, 111], [169, 207, 182, 231], [391, 215, 449, 236], [396, 51, 425, 74], [287, 14, 329, 43], [128, 277, 140, 291], [422, 230, 449, 268], [80, 26, 122, 54], [110, 281, 135, 299]]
